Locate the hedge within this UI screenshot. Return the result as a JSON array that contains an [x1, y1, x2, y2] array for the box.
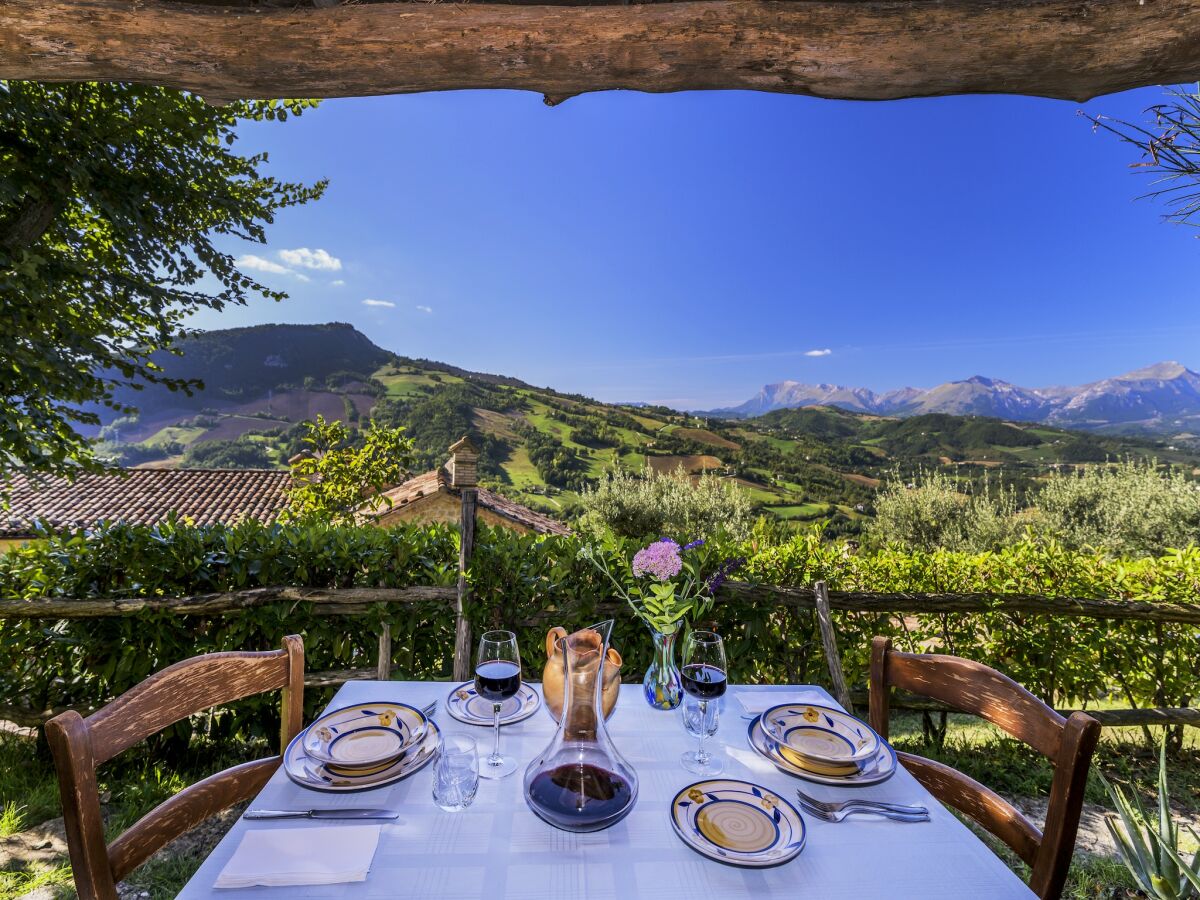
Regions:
[[0, 521, 1196, 744]]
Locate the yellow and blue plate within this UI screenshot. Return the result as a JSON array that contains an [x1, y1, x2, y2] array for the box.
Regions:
[[670, 779, 806, 868], [301, 701, 428, 768], [446, 681, 540, 726], [748, 714, 897, 787], [284, 718, 441, 793], [759, 703, 880, 768]]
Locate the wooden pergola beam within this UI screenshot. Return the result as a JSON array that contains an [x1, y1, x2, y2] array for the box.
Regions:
[[1, 0, 1199, 102]]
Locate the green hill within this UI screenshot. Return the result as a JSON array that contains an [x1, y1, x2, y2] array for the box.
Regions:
[[92, 323, 1200, 534]]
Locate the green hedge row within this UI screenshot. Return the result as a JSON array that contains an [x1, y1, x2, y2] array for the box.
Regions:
[[1, 521, 1196, 744]]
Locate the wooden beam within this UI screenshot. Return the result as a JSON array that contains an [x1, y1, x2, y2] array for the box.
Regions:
[[0, 585, 456, 619], [1, 0, 1198, 102], [719, 583, 1200, 625]]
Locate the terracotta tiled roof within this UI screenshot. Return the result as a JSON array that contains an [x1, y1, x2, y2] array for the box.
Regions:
[[477, 487, 571, 535], [372, 468, 570, 536], [2, 468, 292, 537], [375, 469, 451, 509]]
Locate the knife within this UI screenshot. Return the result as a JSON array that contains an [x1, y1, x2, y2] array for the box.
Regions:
[[243, 808, 398, 820]]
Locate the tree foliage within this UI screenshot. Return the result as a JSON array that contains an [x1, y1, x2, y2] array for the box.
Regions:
[[580, 465, 755, 541], [1089, 86, 1200, 228], [0, 82, 325, 481], [282, 416, 416, 524]]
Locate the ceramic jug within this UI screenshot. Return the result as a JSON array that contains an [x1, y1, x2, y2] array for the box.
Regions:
[[541, 625, 622, 723]]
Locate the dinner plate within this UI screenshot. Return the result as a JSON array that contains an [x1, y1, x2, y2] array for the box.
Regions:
[[445, 681, 541, 726], [284, 719, 441, 793], [758, 703, 880, 767], [670, 779, 806, 868], [301, 701, 427, 767], [747, 714, 897, 787]]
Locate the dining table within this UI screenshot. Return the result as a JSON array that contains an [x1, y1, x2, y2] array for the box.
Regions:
[[178, 680, 1036, 899]]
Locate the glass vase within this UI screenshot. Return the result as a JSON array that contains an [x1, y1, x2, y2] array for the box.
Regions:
[[523, 620, 638, 832], [642, 626, 683, 710]]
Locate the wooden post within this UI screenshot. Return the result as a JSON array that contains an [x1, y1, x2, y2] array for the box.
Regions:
[[376, 622, 392, 681], [454, 488, 477, 682], [814, 581, 854, 714]]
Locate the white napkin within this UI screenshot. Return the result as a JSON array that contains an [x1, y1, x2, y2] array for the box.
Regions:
[[736, 690, 827, 716], [214, 824, 383, 889]]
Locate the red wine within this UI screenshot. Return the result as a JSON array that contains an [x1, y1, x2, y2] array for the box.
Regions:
[[475, 660, 521, 702], [526, 763, 635, 831], [681, 663, 727, 701]]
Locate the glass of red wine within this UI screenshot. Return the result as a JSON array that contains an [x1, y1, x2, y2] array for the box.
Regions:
[[475, 630, 522, 778], [680, 630, 727, 776]]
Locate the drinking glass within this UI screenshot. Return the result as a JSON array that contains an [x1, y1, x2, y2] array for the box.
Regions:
[[475, 629, 521, 778], [433, 733, 479, 811], [679, 630, 727, 775]]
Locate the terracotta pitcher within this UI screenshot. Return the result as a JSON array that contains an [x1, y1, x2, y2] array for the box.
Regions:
[[541, 625, 622, 723]]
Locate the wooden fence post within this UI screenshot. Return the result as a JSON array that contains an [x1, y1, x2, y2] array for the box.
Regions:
[[454, 487, 477, 682], [814, 580, 854, 714], [376, 623, 392, 681]]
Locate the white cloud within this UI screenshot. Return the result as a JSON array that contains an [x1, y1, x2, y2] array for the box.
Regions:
[[362, 298, 396, 308], [294, 273, 310, 283], [279, 248, 342, 271], [415, 305, 433, 314], [804, 348, 832, 357], [331, 279, 345, 287], [237, 254, 290, 275]]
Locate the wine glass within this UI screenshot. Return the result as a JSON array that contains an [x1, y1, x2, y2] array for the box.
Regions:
[[679, 630, 727, 775], [475, 630, 521, 778]]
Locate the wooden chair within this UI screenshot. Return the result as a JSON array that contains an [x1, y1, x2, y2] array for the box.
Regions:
[[45, 636, 304, 900], [868, 636, 1100, 900]]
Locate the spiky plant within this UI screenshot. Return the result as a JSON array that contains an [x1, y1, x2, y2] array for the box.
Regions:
[[1100, 738, 1200, 899]]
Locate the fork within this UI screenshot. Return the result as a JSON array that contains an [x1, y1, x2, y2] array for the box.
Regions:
[[796, 799, 930, 823], [795, 788, 926, 816]]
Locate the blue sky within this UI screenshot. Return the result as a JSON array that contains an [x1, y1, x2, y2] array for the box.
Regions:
[[193, 87, 1200, 409]]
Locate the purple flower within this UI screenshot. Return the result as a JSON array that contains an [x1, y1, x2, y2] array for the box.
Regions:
[[632, 540, 683, 581], [705, 556, 745, 594], [683, 539, 705, 551]]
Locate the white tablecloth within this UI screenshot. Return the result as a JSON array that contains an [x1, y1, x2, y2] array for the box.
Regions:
[[178, 681, 1034, 899]]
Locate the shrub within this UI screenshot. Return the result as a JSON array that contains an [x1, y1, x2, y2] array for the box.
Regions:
[[867, 470, 1023, 552], [580, 466, 755, 542], [181, 438, 273, 469], [1035, 460, 1200, 557]]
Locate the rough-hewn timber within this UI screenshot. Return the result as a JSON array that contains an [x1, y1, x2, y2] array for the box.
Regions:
[[720, 583, 1200, 625], [1, 0, 1199, 102], [0, 585, 456, 619]]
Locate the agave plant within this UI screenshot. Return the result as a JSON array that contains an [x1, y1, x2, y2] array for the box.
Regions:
[[1100, 738, 1200, 899]]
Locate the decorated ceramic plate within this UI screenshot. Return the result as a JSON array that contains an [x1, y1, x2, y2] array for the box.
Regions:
[[445, 681, 541, 726], [759, 703, 880, 767], [670, 779, 806, 868], [747, 715, 897, 787], [284, 718, 441, 793], [301, 701, 427, 767]]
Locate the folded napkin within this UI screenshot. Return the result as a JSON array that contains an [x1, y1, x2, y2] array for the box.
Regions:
[[736, 690, 827, 716], [214, 824, 383, 889]]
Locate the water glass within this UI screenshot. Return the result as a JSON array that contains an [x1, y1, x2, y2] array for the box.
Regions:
[[433, 733, 479, 812]]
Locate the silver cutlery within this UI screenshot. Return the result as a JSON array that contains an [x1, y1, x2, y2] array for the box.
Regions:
[[243, 808, 398, 820], [798, 803, 929, 824], [795, 799, 929, 823], [795, 789, 927, 816], [421, 701, 437, 719]]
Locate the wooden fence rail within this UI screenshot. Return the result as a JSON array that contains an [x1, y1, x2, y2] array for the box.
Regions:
[[1, 581, 1196, 729]]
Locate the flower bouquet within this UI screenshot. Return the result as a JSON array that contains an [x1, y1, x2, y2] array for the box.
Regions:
[[581, 537, 742, 709]]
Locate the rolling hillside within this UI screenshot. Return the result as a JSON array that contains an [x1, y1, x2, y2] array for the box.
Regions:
[[91, 324, 1200, 533]]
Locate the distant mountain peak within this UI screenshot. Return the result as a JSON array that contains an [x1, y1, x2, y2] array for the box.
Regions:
[[712, 361, 1200, 434], [1119, 361, 1195, 381]]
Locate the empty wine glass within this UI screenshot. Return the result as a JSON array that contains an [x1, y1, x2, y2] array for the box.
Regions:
[[433, 733, 479, 811], [475, 630, 521, 778], [679, 630, 727, 775]]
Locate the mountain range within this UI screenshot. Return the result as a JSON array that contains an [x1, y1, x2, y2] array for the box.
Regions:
[[710, 362, 1200, 435]]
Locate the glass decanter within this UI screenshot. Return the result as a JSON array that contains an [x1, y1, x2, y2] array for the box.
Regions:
[[523, 620, 638, 832]]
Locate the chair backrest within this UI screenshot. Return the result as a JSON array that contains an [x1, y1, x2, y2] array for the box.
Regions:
[[45, 636, 304, 900], [869, 636, 1099, 900]]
